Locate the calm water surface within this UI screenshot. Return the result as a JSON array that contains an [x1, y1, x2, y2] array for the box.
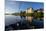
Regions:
[[5, 15, 22, 26], [5, 15, 44, 30], [5, 15, 43, 26]]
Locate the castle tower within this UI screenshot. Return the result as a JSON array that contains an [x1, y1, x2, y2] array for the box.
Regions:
[[26, 8, 33, 23], [26, 8, 34, 13]]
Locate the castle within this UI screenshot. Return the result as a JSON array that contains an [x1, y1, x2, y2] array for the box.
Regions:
[[26, 7, 34, 13]]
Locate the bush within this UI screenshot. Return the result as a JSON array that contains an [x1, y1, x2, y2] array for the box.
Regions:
[[26, 13, 33, 16], [33, 12, 44, 18]]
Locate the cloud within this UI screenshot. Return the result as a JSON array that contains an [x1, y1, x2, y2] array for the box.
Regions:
[[5, 7, 19, 13]]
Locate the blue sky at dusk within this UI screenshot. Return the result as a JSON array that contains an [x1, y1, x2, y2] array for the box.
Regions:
[[5, 0, 44, 13]]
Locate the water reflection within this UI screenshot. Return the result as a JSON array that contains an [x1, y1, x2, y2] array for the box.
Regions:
[[26, 16, 33, 23], [5, 15, 44, 31], [20, 16, 26, 19]]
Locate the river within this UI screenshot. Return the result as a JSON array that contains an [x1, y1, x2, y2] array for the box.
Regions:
[[5, 15, 44, 30], [5, 15, 21, 26]]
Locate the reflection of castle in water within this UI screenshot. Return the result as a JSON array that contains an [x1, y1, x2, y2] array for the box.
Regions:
[[20, 7, 34, 22], [20, 7, 43, 22], [26, 8, 34, 22]]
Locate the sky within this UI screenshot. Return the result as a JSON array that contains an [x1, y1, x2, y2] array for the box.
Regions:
[[5, 0, 44, 13]]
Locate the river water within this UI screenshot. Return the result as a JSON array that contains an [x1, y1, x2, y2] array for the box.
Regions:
[[5, 15, 21, 26], [5, 15, 44, 30]]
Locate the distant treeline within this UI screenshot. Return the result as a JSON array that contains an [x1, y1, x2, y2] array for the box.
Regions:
[[5, 13, 10, 15], [5, 8, 44, 18], [12, 13, 20, 16], [12, 8, 44, 18]]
